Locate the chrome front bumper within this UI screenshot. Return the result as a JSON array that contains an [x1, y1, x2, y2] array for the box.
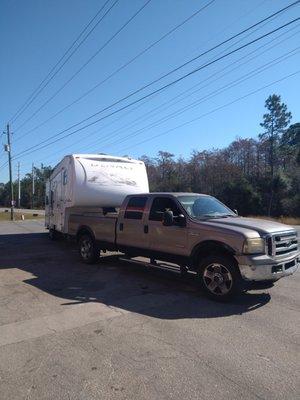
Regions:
[[236, 252, 299, 282]]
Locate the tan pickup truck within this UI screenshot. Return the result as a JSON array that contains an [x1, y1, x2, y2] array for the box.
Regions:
[[66, 193, 299, 300]]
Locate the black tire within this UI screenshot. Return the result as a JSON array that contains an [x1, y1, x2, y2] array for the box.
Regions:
[[49, 228, 58, 240], [78, 234, 100, 264], [197, 254, 242, 301]]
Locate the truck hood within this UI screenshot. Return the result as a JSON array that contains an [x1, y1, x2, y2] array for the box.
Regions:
[[199, 216, 295, 235]]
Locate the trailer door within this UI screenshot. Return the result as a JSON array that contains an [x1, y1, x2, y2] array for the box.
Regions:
[[51, 173, 63, 232], [45, 181, 50, 228]]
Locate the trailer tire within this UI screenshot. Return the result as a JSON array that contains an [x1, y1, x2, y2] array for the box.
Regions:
[[197, 254, 242, 302], [78, 234, 100, 264], [49, 228, 58, 241]]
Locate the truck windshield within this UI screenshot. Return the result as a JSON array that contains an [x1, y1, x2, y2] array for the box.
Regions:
[[177, 195, 236, 219]]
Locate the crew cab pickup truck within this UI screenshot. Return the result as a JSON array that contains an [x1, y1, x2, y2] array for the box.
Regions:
[[67, 193, 299, 300]]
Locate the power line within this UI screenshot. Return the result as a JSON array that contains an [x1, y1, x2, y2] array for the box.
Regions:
[[12, 0, 120, 128], [15, 22, 300, 162], [10, 0, 115, 124], [11, 16, 300, 161], [182, 0, 268, 62], [33, 97, 159, 165], [101, 47, 300, 150], [83, 25, 300, 152], [107, 51, 300, 150], [13, 0, 153, 133], [13, 2, 300, 155], [15, 0, 216, 142], [117, 70, 300, 153], [18, 61, 300, 170]]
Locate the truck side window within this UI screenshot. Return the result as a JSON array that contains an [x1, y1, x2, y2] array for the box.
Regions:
[[149, 197, 181, 222], [124, 196, 147, 220]]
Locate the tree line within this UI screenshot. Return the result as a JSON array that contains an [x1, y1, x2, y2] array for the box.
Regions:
[[0, 165, 52, 209], [0, 94, 299, 216], [141, 94, 299, 217]]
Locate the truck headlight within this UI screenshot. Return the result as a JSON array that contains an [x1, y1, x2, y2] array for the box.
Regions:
[[243, 238, 265, 254]]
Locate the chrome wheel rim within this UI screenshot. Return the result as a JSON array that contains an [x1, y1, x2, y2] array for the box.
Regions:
[[80, 239, 92, 259], [203, 263, 233, 296]]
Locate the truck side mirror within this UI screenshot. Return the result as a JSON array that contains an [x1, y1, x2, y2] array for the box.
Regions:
[[234, 209, 238, 215], [163, 210, 174, 226], [177, 214, 186, 227]]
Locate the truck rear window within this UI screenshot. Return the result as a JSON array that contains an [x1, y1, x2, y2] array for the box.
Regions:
[[124, 196, 147, 220]]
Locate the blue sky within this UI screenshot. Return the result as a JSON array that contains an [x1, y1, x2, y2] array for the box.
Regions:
[[0, 0, 299, 181]]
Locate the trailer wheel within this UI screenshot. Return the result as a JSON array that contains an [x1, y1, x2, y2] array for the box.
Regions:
[[49, 228, 58, 240], [197, 254, 242, 302], [78, 234, 100, 264]]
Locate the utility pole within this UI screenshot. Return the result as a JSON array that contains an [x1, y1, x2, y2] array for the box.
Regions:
[[17, 162, 21, 209], [32, 163, 35, 209], [4, 123, 14, 220]]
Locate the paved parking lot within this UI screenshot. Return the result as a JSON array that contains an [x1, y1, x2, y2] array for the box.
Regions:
[[0, 220, 299, 400]]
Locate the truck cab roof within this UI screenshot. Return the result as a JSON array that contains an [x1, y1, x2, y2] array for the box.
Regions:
[[126, 192, 211, 198]]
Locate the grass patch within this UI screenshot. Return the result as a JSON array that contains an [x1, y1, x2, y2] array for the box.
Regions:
[[0, 211, 44, 221], [248, 216, 300, 225]]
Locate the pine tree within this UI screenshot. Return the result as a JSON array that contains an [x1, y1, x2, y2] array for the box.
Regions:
[[259, 94, 292, 177], [259, 94, 292, 215]]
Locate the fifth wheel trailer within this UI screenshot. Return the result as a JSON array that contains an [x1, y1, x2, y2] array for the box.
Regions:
[[45, 154, 149, 235]]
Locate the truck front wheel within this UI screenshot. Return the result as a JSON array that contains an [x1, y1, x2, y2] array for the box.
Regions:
[[78, 234, 100, 264], [197, 254, 242, 301]]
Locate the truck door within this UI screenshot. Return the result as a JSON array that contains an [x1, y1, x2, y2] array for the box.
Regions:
[[117, 196, 149, 251], [147, 196, 188, 257]]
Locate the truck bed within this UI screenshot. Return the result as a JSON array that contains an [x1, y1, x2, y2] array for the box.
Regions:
[[68, 207, 118, 247]]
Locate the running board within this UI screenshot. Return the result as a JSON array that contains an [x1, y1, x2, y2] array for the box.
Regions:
[[119, 257, 195, 275]]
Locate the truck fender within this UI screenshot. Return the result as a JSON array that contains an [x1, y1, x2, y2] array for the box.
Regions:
[[76, 225, 96, 243], [190, 240, 236, 270]]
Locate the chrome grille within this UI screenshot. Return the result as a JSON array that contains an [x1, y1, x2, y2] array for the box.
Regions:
[[267, 231, 298, 257]]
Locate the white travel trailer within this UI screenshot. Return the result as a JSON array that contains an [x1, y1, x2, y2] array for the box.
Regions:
[[45, 154, 149, 234]]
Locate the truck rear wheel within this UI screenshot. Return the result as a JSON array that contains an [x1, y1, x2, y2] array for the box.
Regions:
[[78, 234, 100, 264], [197, 254, 242, 301]]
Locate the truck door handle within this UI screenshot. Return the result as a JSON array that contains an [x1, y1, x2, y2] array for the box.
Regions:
[[119, 223, 123, 231], [144, 225, 148, 234]]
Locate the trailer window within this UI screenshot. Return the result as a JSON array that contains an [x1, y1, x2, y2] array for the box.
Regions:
[[125, 197, 147, 220]]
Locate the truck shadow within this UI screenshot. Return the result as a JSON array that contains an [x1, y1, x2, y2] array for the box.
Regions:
[[1, 232, 271, 319]]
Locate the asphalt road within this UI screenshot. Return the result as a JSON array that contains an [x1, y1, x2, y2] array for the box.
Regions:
[[0, 221, 299, 400]]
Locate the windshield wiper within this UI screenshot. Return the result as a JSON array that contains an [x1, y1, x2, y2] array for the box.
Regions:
[[200, 214, 224, 219], [200, 214, 235, 219]]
